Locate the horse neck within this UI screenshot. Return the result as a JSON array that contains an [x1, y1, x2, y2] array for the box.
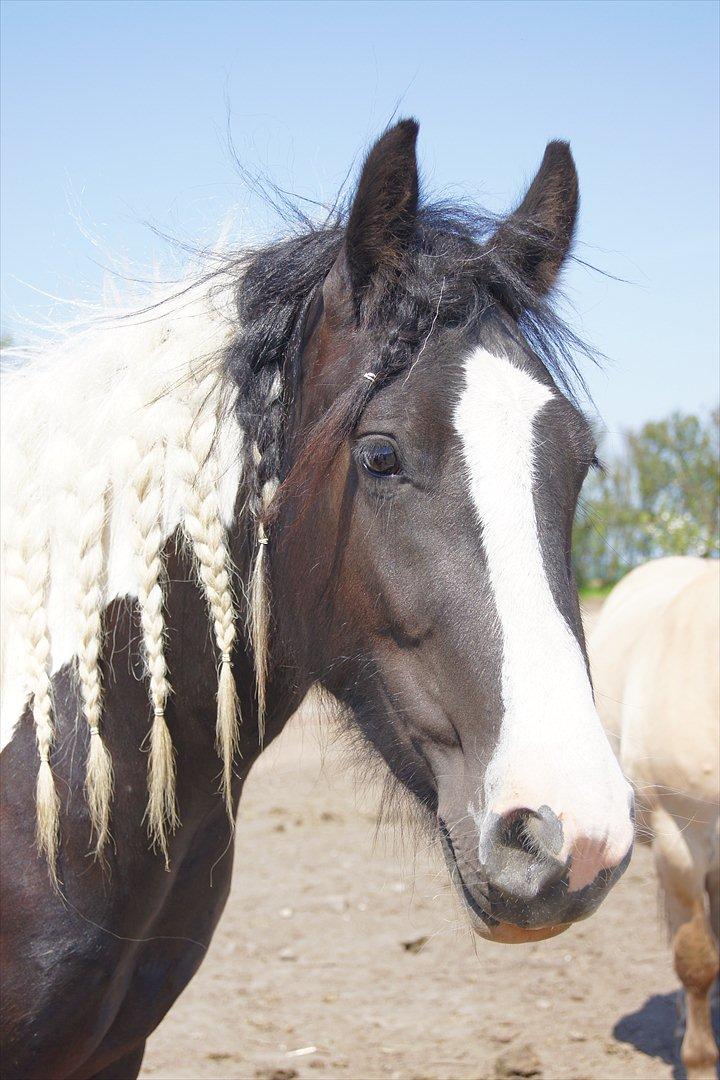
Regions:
[[0, 280, 318, 912]]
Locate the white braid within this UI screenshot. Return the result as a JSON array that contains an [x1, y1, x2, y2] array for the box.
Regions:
[[127, 431, 177, 866], [5, 507, 60, 885], [177, 376, 240, 818], [248, 476, 278, 743], [0, 276, 246, 873], [74, 470, 113, 855], [246, 371, 282, 743]]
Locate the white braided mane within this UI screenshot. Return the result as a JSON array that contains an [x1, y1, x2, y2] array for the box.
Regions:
[[0, 281, 244, 875]]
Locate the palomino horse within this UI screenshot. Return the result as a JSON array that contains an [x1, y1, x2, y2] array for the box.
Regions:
[[591, 557, 719, 1080], [0, 121, 634, 1078]]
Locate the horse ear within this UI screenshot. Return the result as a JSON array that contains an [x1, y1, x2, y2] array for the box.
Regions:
[[333, 119, 420, 310], [488, 140, 579, 300]]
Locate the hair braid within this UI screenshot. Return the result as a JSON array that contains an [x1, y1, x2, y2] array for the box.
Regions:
[[177, 377, 240, 818], [244, 367, 283, 742], [74, 471, 113, 856], [5, 508, 60, 884], [128, 433, 177, 867]]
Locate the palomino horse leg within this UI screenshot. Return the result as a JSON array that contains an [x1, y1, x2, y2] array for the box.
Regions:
[[652, 809, 719, 1080], [706, 865, 719, 945], [673, 904, 720, 1080]]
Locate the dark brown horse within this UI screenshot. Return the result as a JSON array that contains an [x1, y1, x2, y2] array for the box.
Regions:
[[0, 120, 634, 1078]]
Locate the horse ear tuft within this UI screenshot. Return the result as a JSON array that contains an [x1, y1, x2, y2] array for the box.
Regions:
[[342, 118, 420, 304], [487, 140, 579, 302]]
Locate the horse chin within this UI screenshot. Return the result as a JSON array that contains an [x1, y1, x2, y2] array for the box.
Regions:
[[473, 920, 571, 945]]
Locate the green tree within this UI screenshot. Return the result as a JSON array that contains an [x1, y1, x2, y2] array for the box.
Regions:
[[573, 408, 720, 590]]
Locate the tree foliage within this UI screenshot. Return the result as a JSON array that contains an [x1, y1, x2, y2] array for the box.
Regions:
[[573, 409, 720, 589]]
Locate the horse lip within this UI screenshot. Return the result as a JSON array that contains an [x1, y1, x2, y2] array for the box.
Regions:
[[458, 871, 501, 928], [486, 846, 632, 930], [438, 816, 499, 928], [438, 814, 632, 934]]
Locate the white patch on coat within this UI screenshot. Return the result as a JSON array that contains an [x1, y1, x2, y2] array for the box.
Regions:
[[0, 283, 243, 751], [454, 347, 633, 890]]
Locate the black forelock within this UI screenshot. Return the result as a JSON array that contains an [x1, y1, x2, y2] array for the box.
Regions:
[[228, 197, 595, 400]]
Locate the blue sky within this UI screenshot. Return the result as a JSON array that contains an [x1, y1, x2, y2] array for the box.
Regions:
[[1, 0, 718, 439]]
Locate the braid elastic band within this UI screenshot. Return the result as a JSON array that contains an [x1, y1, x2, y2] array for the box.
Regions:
[[363, 372, 377, 382]]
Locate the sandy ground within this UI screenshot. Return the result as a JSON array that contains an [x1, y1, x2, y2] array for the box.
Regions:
[[140, 604, 718, 1080]]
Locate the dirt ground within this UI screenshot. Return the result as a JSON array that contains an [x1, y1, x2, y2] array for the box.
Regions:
[[140, 604, 718, 1080]]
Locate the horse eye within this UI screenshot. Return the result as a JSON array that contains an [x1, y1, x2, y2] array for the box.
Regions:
[[359, 440, 400, 477]]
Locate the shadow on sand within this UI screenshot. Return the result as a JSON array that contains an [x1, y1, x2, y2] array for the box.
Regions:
[[613, 989, 720, 1080]]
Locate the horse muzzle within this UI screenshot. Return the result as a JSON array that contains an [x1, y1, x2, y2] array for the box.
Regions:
[[439, 803, 634, 944]]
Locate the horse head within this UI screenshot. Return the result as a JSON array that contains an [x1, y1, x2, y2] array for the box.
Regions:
[[244, 121, 634, 943]]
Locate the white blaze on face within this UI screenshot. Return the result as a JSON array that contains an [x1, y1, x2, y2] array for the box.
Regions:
[[454, 347, 632, 892]]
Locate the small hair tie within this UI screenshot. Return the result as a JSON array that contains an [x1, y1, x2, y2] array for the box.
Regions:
[[154, 707, 165, 718], [89, 726, 100, 736], [221, 652, 232, 664], [257, 535, 269, 546], [362, 372, 377, 382]]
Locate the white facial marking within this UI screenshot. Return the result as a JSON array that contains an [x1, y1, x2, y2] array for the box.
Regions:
[[454, 347, 632, 890]]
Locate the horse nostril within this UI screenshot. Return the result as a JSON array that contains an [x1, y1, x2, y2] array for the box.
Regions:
[[479, 804, 568, 908], [499, 805, 564, 862]]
